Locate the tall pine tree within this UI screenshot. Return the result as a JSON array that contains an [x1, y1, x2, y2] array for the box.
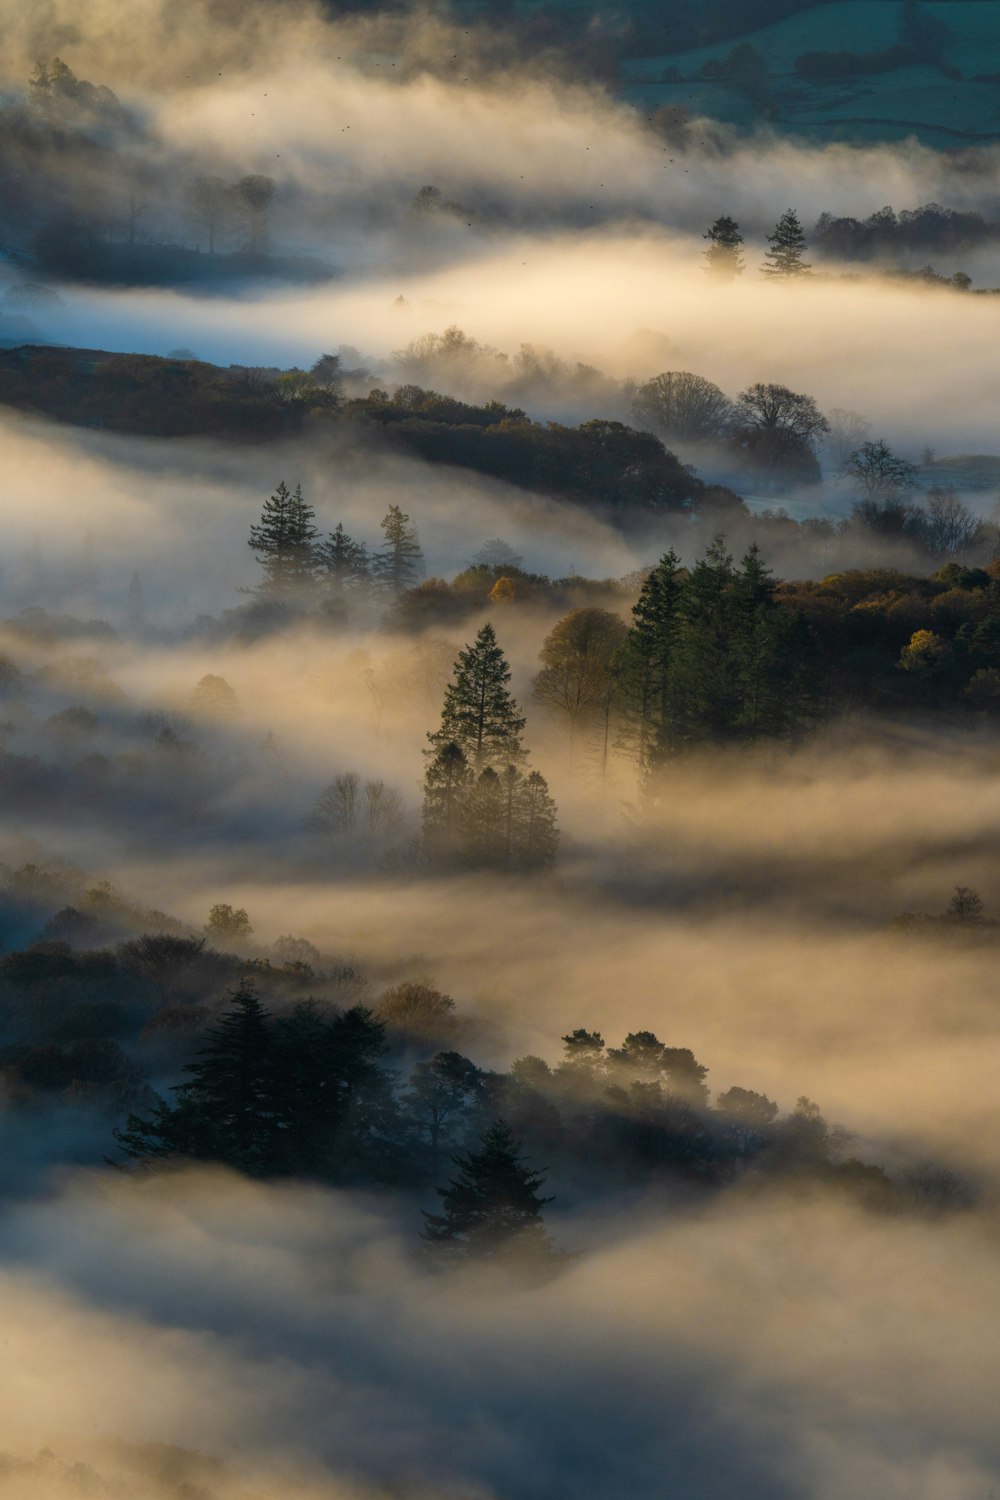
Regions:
[[761, 209, 811, 278], [248, 481, 320, 598], [423, 1119, 556, 1261], [372, 504, 423, 594], [429, 623, 527, 769], [703, 215, 745, 278], [613, 550, 684, 776], [423, 742, 474, 866], [320, 522, 370, 614]]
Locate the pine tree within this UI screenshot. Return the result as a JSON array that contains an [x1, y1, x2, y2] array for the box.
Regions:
[[320, 522, 370, 614], [613, 551, 684, 776], [761, 209, 811, 278], [248, 481, 320, 598], [422, 741, 474, 866], [429, 623, 527, 770], [459, 767, 507, 870], [704, 215, 745, 278], [669, 535, 739, 745], [729, 545, 817, 738], [372, 504, 423, 594], [514, 770, 559, 872], [423, 1119, 556, 1260], [116, 984, 277, 1172]]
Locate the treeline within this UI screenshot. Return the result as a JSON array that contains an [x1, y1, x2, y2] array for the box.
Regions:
[[116, 981, 904, 1218]]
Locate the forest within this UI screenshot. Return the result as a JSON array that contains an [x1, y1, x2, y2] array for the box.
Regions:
[[1, 0, 1000, 1497]]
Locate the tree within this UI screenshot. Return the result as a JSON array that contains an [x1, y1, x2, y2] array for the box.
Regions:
[[728, 545, 817, 739], [532, 607, 628, 760], [309, 772, 361, 841], [406, 1051, 483, 1165], [716, 1085, 778, 1158], [191, 674, 239, 718], [630, 371, 733, 445], [473, 538, 523, 569], [843, 440, 918, 504], [761, 209, 811, 277], [428, 623, 526, 769], [320, 523, 370, 614], [703, 216, 745, 278], [372, 504, 423, 595], [117, 985, 276, 1172], [234, 174, 275, 254], [667, 535, 739, 745], [613, 551, 684, 776], [188, 176, 230, 254], [923, 487, 988, 557], [423, 742, 474, 865], [205, 903, 253, 944], [946, 886, 984, 922], [248, 481, 320, 599], [459, 767, 507, 871], [513, 770, 560, 872], [730, 383, 828, 485], [423, 1119, 556, 1261]]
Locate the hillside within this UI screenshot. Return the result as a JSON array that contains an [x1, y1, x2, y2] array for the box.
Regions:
[[621, 1, 1000, 145]]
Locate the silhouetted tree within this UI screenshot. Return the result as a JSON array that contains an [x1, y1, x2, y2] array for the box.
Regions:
[[631, 371, 734, 445], [761, 208, 811, 277], [703, 216, 745, 278], [429, 623, 526, 769], [423, 1119, 556, 1261], [372, 504, 423, 594], [248, 481, 320, 599]]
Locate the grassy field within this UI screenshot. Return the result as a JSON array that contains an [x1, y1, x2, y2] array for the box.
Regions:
[[620, 1, 1000, 145]]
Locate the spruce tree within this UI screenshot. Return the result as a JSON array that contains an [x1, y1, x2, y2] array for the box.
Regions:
[[320, 522, 370, 613], [248, 481, 320, 598], [729, 545, 816, 738], [372, 504, 423, 594], [422, 741, 474, 866], [429, 623, 527, 769], [613, 551, 684, 776], [117, 984, 277, 1173], [704, 215, 745, 278], [761, 209, 811, 278], [423, 1119, 556, 1260], [669, 535, 739, 744], [514, 770, 559, 872], [460, 767, 507, 870]]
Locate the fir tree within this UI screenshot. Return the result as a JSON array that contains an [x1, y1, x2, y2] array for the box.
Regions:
[[423, 1119, 556, 1261], [729, 545, 817, 738], [669, 535, 739, 744], [248, 481, 320, 598], [320, 522, 370, 613], [515, 770, 559, 872], [761, 209, 811, 278], [429, 623, 526, 770], [460, 767, 507, 870], [372, 504, 423, 594], [613, 551, 684, 776], [423, 742, 474, 866], [116, 984, 277, 1173], [704, 215, 745, 278]]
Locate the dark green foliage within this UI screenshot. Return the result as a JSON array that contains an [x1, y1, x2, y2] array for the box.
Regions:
[[429, 623, 526, 770], [248, 482, 320, 599], [320, 523, 370, 612], [423, 1120, 556, 1261], [761, 209, 811, 278], [372, 504, 423, 595], [612, 550, 684, 776]]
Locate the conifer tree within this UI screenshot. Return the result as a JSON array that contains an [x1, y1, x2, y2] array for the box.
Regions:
[[761, 209, 811, 278], [729, 545, 816, 737], [460, 767, 507, 870], [613, 551, 684, 775], [372, 504, 423, 594], [320, 522, 370, 613], [515, 770, 559, 872], [423, 741, 474, 866], [248, 481, 320, 598], [429, 623, 526, 769], [116, 984, 277, 1172], [423, 1119, 556, 1261], [703, 215, 745, 278], [669, 535, 739, 744]]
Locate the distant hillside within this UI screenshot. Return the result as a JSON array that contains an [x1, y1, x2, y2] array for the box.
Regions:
[[621, 1, 1000, 145]]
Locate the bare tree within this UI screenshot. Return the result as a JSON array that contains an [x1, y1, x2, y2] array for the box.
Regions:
[[923, 487, 989, 557], [309, 772, 361, 839]]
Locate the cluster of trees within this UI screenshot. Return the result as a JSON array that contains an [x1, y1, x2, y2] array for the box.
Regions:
[[612, 541, 817, 776], [812, 202, 998, 263], [113, 979, 932, 1261], [248, 484, 423, 604], [703, 208, 811, 280], [423, 624, 559, 872]]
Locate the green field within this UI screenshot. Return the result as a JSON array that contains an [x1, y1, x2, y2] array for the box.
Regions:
[[620, 1, 1000, 145]]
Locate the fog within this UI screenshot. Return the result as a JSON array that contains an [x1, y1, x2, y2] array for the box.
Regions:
[[2, 0, 1000, 1494]]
